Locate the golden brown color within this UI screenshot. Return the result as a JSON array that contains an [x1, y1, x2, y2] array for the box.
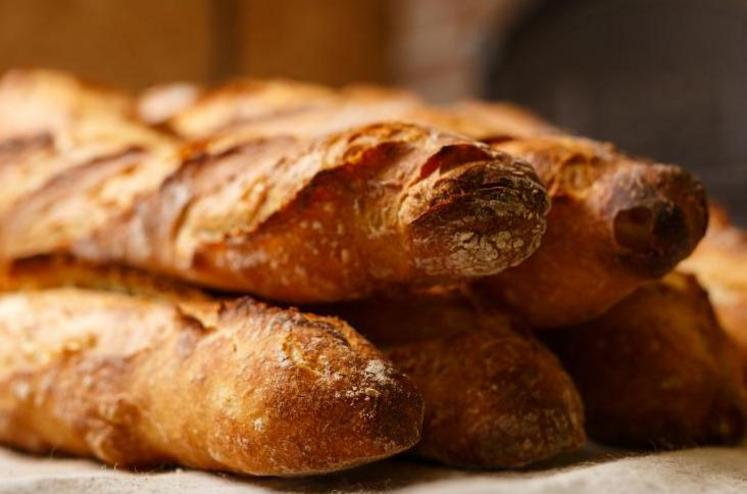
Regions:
[[680, 206, 747, 371], [477, 135, 708, 328], [0, 69, 178, 264], [137, 82, 202, 128], [0, 257, 424, 476], [161, 81, 707, 325], [164, 80, 553, 143], [74, 122, 549, 302], [0, 70, 174, 222], [0, 69, 132, 138], [546, 272, 747, 448], [321, 289, 585, 468]]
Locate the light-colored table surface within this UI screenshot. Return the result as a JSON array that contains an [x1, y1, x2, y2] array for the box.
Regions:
[[1, 445, 746, 494]]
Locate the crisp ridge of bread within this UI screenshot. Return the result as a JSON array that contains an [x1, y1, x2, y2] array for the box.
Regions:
[[0, 72, 551, 302], [72, 122, 548, 301]]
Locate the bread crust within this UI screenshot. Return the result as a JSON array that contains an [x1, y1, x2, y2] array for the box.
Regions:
[[158, 81, 706, 322], [0, 144, 179, 260], [0, 70, 178, 251], [73, 122, 548, 302], [0, 69, 132, 139], [477, 135, 708, 327], [319, 288, 585, 468], [163, 79, 557, 144], [0, 74, 549, 301], [168, 78, 340, 138], [0, 257, 424, 476], [680, 206, 747, 372], [546, 272, 747, 448]]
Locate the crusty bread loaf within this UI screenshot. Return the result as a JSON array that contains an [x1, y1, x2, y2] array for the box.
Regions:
[[0, 69, 177, 237], [319, 288, 585, 468], [545, 272, 747, 448], [163, 79, 552, 143], [0, 69, 132, 139], [477, 135, 708, 327], [680, 205, 747, 373], [157, 80, 707, 324], [71, 122, 548, 302], [0, 257, 424, 476], [167, 79, 340, 138], [0, 142, 179, 260], [137, 82, 202, 127]]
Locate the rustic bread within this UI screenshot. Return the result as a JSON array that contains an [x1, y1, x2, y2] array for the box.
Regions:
[[158, 80, 707, 323], [477, 134, 708, 327], [137, 82, 202, 127], [320, 288, 585, 468], [73, 122, 548, 302], [545, 272, 747, 448], [680, 205, 747, 373], [0, 68, 132, 139], [0, 257, 424, 476], [163, 79, 557, 143], [0, 75, 173, 218]]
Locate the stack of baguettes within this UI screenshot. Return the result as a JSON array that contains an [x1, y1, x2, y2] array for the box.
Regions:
[[0, 69, 745, 477]]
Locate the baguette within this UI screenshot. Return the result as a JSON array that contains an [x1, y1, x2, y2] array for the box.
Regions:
[[0, 257, 424, 476], [159, 80, 707, 323], [319, 289, 585, 468], [0, 141, 179, 260], [166, 79, 412, 139], [0, 70, 176, 224], [680, 205, 747, 373], [71, 122, 548, 302], [545, 272, 747, 448], [0, 69, 132, 139], [477, 134, 708, 327], [164, 80, 548, 143], [137, 82, 202, 127]]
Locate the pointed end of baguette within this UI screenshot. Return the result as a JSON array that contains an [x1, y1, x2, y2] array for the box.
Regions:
[[608, 163, 708, 277]]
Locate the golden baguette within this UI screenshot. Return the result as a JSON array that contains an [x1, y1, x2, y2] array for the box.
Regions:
[[320, 289, 585, 468], [545, 272, 747, 448], [680, 205, 747, 374], [0, 257, 424, 476], [167, 79, 339, 138], [0, 70, 175, 220], [163, 79, 549, 142], [158, 79, 707, 324], [478, 134, 708, 327], [0, 69, 132, 139], [70, 122, 548, 302]]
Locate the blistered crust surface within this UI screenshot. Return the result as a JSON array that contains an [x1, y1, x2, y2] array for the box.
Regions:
[[0, 260, 424, 476], [76, 122, 548, 302]]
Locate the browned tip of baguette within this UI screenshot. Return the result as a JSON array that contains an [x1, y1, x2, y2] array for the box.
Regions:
[[606, 163, 708, 277], [400, 145, 549, 278], [217, 305, 424, 475]]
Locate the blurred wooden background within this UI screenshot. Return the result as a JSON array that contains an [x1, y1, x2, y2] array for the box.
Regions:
[[0, 0, 521, 99]]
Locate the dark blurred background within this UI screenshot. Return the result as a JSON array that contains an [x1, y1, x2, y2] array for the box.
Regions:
[[0, 0, 744, 224]]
